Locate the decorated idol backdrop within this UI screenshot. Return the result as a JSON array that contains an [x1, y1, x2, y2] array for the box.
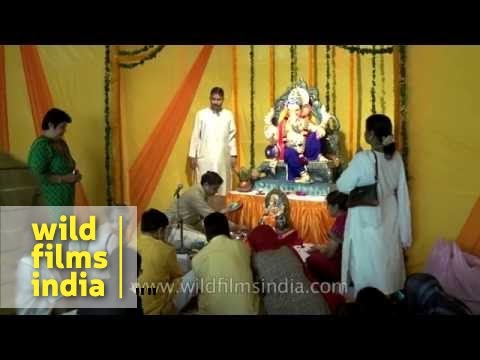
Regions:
[[2, 45, 480, 274]]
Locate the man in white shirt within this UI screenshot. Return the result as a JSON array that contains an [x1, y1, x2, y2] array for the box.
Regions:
[[188, 87, 237, 196]]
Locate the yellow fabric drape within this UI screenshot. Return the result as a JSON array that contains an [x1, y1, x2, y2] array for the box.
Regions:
[[226, 193, 334, 245], [129, 46, 214, 220], [20, 45, 89, 206], [111, 47, 126, 204], [0, 46, 9, 152]]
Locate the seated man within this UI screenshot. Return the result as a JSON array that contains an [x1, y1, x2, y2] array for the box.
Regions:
[[136, 209, 196, 315], [192, 212, 259, 315], [165, 171, 244, 250]]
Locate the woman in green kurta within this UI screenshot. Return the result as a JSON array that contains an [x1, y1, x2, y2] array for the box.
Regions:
[[27, 108, 82, 207]]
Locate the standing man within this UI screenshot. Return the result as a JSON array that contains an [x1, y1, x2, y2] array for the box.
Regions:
[[188, 87, 237, 196]]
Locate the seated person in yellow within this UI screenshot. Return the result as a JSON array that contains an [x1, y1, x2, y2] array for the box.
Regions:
[[192, 212, 259, 315], [136, 209, 184, 315]]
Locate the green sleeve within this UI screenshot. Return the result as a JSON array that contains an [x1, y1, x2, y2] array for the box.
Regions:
[[28, 139, 54, 185]]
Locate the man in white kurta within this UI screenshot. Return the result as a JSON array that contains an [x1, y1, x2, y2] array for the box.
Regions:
[[188, 87, 237, 196], [336, 150, 412, 297]]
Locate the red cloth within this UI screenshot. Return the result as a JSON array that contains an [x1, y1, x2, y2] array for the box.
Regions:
[[278, 229, 302, 247], [248, 225, 280, 252], [277, 120, 287, 160], [323, 291, 346, 314], [307, 249, 342, 283], [331, 212, 347, 239]]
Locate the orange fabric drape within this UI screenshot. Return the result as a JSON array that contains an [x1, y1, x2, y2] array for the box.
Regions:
[[129, 45, 214, 220], [20, 45, 89, 206], [269, 46, 275, 104], [457, 196, 480, 257], [0, 45, 9, 152], [226, 192, 334, 245]]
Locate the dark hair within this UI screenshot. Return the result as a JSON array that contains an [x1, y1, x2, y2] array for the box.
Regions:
[[335, 303, 360, 316], [366, 114, 395, 160], [200, 171, 223, 186], [136, 251, 142, 277], [210, 87, 224, 97], [204, 212, 230, 241], [41, 108, 72, 130], [356, 287, 393, 315], [141, 208, 169, 233], [326, 190, 348, 211]]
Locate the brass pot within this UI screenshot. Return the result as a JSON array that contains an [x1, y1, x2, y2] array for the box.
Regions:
[[238, 180, 253, 192]]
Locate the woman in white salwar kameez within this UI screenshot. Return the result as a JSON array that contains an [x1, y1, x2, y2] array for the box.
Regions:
[[336, 114, 412, 297]]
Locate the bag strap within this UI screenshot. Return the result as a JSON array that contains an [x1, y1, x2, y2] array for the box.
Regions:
[[372, 151, 378, 181]]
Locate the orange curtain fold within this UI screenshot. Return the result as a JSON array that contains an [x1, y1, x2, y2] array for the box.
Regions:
[[457, 196, 480, 257], [269, 46, 275, 104], [20, 45, 89, 206], [20, 46, 52, 136], [226, 193, 334, 245], [129, 45, 214, 219], [0, 45, 9, 152]]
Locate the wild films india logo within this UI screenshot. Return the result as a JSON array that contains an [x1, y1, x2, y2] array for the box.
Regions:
[[0, 206, 138, 310]]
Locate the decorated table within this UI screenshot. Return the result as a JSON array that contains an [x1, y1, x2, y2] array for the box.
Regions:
[[226, 190, 335, 245]]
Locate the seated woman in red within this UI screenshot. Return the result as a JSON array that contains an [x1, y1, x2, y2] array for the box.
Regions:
[[307, 190, 348, 283]]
